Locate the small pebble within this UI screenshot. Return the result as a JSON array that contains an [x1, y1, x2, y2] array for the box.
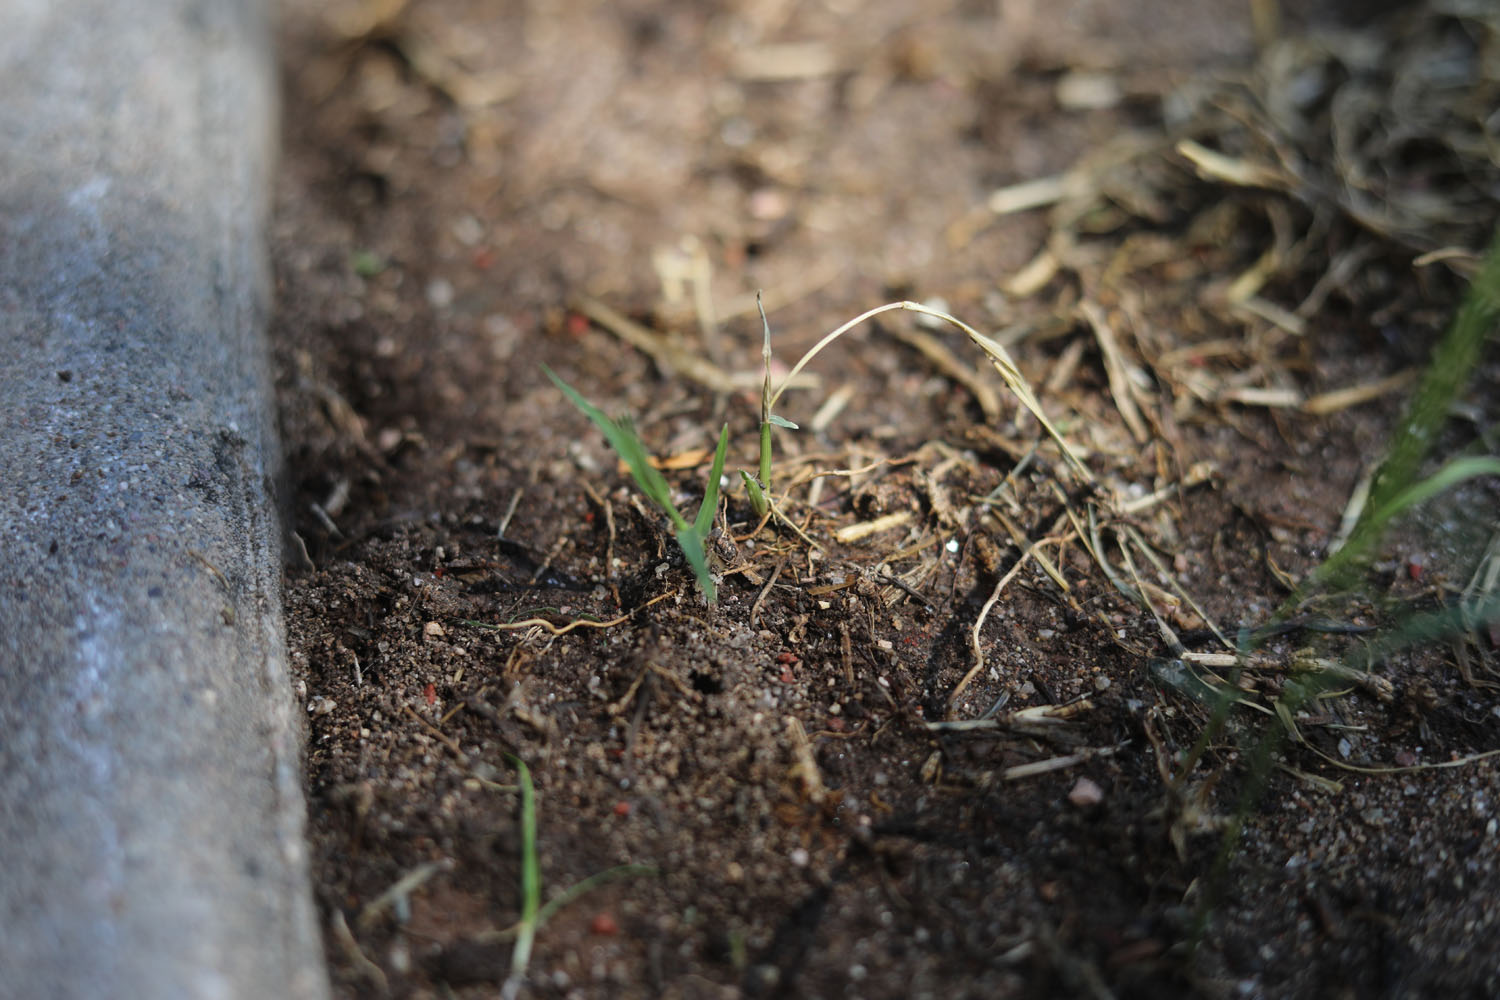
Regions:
[[425, 277, 454, 309], [451, 214, 484, 246], [748, 187, 788, 221], [1068, 777, 1104, 807]]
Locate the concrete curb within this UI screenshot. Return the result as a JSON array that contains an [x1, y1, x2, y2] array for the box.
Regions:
[[0, 1, 328, 996]]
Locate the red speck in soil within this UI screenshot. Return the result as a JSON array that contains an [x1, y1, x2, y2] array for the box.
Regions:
[[776, 652, 799, 665], [612, 801, 632, 817], [590, 913, 620, 936], [566, 312, 590, 337], [423, 683, 436, 705]]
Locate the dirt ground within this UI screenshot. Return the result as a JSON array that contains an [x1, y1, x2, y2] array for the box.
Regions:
[[269, 2, 1500, 997]]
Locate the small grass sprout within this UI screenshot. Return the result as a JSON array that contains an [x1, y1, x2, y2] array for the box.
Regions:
[[543, 364, 729, 603], [551, 296, 1084, 599], [740, 291, 796, 520], [501, 755, 655, 1000]]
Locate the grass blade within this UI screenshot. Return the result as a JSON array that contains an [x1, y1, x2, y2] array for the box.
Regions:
[[1300, 228, 1500, 598], [694, 424, 730, 538], [503, 755, 541, 1000], [534, 864, 658, 926], [543, 364, 686, 529], [676, 526, 716, 604], [741, 470, 768, 520], [1367, 456, 1500, 529]]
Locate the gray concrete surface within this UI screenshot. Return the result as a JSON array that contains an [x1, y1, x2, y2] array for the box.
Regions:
[[0, 1, 328, 997]]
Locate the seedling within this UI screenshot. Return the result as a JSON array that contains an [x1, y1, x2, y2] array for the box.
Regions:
[[740, 292, 796, 520], [550, 296, 1085, 600], [501, 755, 655, 1000], [543, 364, 729, 603]]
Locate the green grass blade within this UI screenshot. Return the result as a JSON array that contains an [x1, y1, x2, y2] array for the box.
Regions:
[[534, 864, 659, 927], [1366, 228, 1500, 519], [676, 525, 716, 604], [1306, 229, 1500, 595], [515, 758, 540, 926], [505, 755, 541, 993], [611, 416, 685, 526], [542, 364, 686, 529], [740, 470, 768, 520], [1366, 455, 1500, 530], [758, 421, 773, 490], [694, 424, 730, 538]]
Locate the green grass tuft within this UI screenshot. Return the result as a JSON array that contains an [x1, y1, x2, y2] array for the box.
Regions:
[[543, 364, 728, 603]]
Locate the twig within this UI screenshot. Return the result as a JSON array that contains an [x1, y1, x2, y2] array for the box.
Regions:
[[1003, 744, 1124, 781], [834, 510, 912, 544], [357, 859, 454, 929], [876, 569, 936, 610], [1302, 744, 1500, 775], [401, 703, 466, 761], [461, 591, 673, 637], [330, 910, 387, 992], [786, 716, 826, 803], [1302, 368, 1419, 416], [1078, 301, 1149, 443], [750, 555, 788, 627], [1121, 525, 1231, 649], [496, 488, 524, 541], [949, 549, 1036, 714], [572, 295, 813, 394]]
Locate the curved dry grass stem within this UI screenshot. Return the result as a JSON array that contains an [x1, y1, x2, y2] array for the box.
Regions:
[[949, 548, 1035, 714], [767, 302, 911, 412], [769, 301, 1092, 482]]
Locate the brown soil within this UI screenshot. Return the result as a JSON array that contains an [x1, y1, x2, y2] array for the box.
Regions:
[[271, 2, 1500, 998]]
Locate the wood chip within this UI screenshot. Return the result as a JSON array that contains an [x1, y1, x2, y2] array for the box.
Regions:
[[834, 509, 912, 544], [731, 42, 839, 81], [1079, 301, 1149, 443], [1175, 139, 1288, 189]]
